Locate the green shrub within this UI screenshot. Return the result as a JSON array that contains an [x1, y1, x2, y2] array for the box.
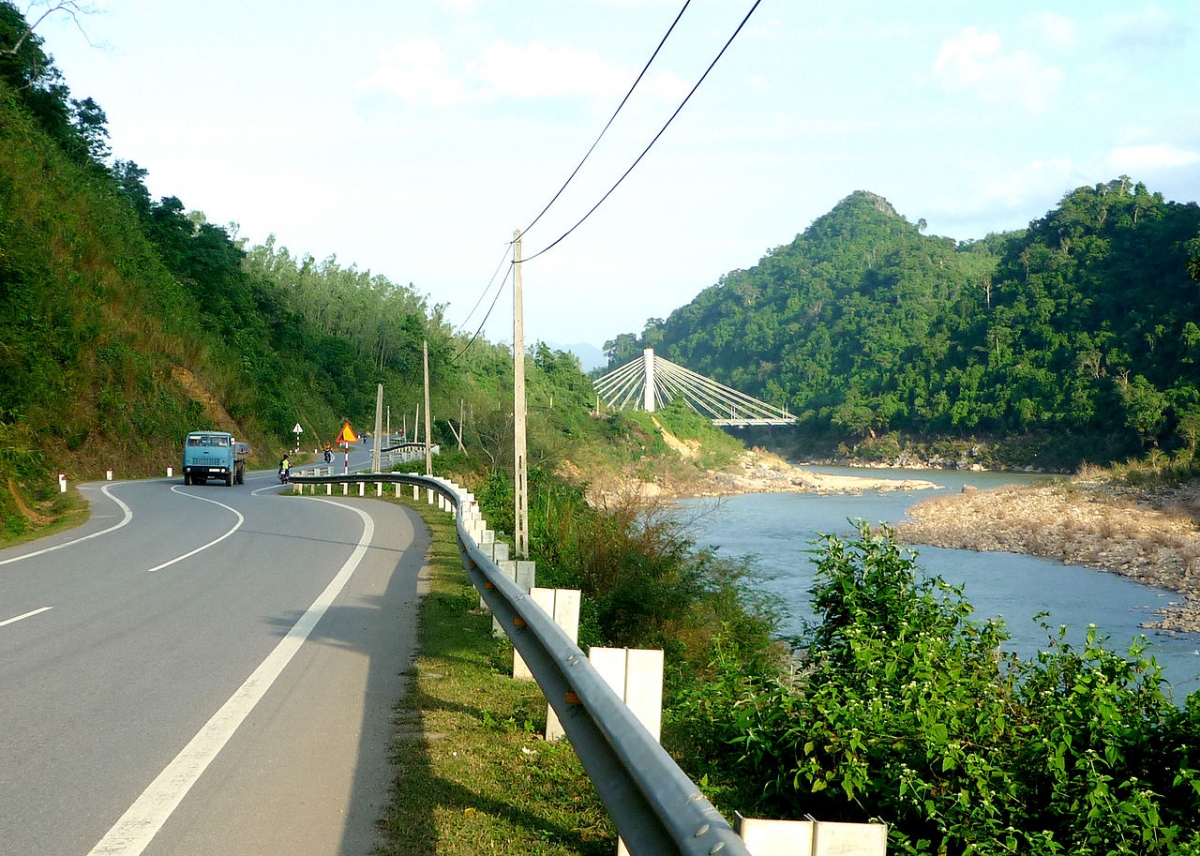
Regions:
[[670, 523, 1200, 854]]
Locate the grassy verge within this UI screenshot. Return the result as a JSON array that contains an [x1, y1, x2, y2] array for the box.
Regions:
[[376, 495, 615, 855]]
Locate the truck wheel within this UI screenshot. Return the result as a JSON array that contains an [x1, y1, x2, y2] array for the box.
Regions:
[[183, 472, 191, 486], [225, 473, 233, 486]]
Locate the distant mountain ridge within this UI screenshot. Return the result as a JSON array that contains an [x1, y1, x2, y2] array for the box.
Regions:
[[605, 184, 1200, 463]]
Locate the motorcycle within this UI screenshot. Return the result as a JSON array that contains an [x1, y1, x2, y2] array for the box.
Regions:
[[278, 466, 290, 484]]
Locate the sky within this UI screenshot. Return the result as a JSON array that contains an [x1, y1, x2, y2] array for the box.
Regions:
[[33, 0, 1200, 351]]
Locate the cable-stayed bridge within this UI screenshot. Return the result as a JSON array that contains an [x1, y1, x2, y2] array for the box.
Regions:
[[592, 349, 795, 427]]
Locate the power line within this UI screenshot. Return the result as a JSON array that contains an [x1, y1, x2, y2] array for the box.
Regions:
[[449, 260, 514, 364], [455, 241, 513, 333], [522, 0, 764, 264], [519, 0, 693, 238]]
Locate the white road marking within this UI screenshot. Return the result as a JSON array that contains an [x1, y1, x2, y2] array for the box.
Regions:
[[87, 498, 375, 856], [145, 488, 246, 573], [0, 485, 133, 567], [0, 606, 53, 627]]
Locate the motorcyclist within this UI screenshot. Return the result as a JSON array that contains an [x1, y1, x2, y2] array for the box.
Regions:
[[323, 443, 332, 464], [279, 453, 291, 483]]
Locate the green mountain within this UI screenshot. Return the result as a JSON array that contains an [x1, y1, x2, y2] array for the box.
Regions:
[[607, 185, 1200, 464], [0, 1, 631, 541]]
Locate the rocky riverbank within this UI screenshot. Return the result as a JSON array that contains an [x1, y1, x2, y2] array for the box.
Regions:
[[896, 478, 1200, 634], [692, 448, 942, 496]]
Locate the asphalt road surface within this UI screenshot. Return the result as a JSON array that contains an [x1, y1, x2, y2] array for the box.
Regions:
[[0, 454, 427, 855]]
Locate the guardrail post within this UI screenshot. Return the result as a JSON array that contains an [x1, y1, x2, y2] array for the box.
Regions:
[[590, 647, 665, 856], [492, 560, 534, 634], [523, 588, 581, 742], [359, 482, 365, 497], [733, 815, 888, 856]]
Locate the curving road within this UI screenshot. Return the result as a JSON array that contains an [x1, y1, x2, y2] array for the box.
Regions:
[[0, 451, 427, 855]]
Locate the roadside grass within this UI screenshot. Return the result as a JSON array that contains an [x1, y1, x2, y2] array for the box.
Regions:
[[0, 485, 90, 547], [376, 495, 615, 856]]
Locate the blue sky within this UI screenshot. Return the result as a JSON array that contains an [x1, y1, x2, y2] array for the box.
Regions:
[[37, 0, 1200, 349]]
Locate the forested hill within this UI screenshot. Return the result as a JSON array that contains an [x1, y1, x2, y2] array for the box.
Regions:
[[0, 3, 522, 538], [606, 184, 1200, 464]]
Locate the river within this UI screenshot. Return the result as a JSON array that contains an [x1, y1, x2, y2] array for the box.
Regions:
[[680, 467, 1200, 700]]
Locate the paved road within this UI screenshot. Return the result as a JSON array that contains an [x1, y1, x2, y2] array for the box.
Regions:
[[0, 455, 427, 855]]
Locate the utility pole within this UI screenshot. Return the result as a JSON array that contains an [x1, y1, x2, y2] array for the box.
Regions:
[[424, 339, 433, 477], [513, 229, 529, 558], [372, 383, 384, 473]]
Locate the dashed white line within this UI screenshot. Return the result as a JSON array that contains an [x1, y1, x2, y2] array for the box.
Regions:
[[0, 606, 53, 627], [145, 488, 246, 573]]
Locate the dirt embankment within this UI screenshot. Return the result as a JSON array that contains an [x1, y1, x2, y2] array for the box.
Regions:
[[580, 445, 940, 508], [896, 479, 1200, 634], [694, 448, 940, 496]]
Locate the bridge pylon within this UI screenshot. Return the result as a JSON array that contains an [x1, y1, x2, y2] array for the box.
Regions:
[[592, 349, 794, 427]]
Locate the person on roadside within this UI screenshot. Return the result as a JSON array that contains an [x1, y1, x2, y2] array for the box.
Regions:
[[279, 453, 291, 483]]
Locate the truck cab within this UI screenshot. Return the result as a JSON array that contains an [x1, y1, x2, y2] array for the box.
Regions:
[[182, 431, 248, 486]]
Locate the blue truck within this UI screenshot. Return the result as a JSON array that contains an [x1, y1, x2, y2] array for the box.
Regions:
[[182, 431, 248, 486]]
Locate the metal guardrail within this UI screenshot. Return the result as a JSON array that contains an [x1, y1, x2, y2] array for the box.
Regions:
[[287, 470, 753, 856]]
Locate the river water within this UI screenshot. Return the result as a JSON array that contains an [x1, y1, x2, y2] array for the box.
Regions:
[[680, 467, 1200, 700]]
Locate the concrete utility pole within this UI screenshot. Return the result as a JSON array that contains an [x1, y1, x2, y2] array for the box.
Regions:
[[513, 229, 529, 558], [423, 340, 433, 477], [372, 383, 384, 473]]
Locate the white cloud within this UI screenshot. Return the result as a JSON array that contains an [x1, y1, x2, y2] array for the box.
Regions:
[[1027, 11, 1076, 50], [356, 38, 466, 106], [932, 27, 1064, 114], [1104, 4, 1192, 52], [1109, 144, 1200, 171], [476, 42, 632, 100], [358, 38, 686, 107]]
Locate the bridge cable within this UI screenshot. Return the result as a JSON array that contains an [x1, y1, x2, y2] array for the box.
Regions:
[[520, 0, 763, 264]]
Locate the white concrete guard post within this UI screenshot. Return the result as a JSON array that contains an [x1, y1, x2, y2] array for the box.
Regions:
[[590, 646, 665, 856], [523, 588, 582, 742], [58, 472, 66, 493], [166, 466, 173, 478], [589, 648, 664, 742], [491, 560, 535, 634], [734, 814, 888, 856], [359, 482, 365, 497], [106, 467, 113, 481]]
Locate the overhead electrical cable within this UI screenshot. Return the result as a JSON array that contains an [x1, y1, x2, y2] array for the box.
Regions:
[[521, 0, 763, 264], [450, 262, 514, 364], [519, 0, 693, 238], [454, 242, 513, 333]]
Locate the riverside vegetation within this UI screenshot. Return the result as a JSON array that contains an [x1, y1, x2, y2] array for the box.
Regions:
[[4, 3, 1200, 851]]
